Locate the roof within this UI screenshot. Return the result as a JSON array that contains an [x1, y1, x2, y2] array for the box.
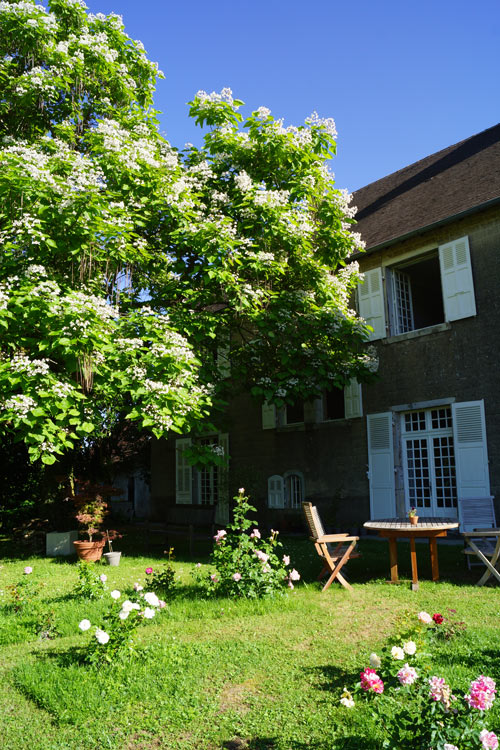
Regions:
[[352, 123, 500, 251]]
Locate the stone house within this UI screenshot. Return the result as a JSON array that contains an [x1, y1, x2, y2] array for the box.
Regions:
[[150, 124, 500, 531]]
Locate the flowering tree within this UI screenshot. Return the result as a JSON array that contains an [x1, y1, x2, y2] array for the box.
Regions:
[[0, 0, 375, 465]]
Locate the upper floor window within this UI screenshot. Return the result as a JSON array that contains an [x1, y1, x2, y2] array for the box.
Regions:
[[358, 236, 476, 341]]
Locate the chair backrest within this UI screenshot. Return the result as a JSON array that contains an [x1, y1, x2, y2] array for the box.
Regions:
[[302, 502, 326, 540], [458, 496, 496, 532]]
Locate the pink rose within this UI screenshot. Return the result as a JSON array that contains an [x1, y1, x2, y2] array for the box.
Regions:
[[214, 530, 227, 544], [418, 611, 432, 624], [480, 730, 499, 750], [145, 567, 153, 575], [232, 572, 242, 581], [23, 566, 33, 575], [283, 555, 290, 566], [360, 668, 384, 694], [250, 529, 261, 539], [289, 569, 300, 581]]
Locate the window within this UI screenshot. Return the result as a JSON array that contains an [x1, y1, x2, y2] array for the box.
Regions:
[[285, 401, 304, 425], [175, 434, 229, 506], [323, 380, 362, 420], [358, 236, 476, 341], [267, 471, 304, 508], [367, 401, 491, 520], [387, 254, 444, 335], [402, 407, 457, 514]]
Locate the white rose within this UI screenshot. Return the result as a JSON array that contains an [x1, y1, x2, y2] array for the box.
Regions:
[[110, 589, 121, 600], [78, 619, 91, 631], [121, 600, 134, 612], [119, 610, 129, 620], [143, 607, 155, 619], [144, 592, 160, 607], [391, 646, 405, 660], [95, 629, 110, 644], [369, 652, 381, 668], [403, 640, 417, 655]]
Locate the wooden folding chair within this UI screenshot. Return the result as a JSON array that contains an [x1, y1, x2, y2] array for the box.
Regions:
[[462, 530, 500, 586], [458, 496, 496, 568], [302, 502, 360, 591]]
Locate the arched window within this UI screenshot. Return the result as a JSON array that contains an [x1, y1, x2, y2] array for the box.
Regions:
[[284, 471, 304, 509], [268, 472, 305, 508]]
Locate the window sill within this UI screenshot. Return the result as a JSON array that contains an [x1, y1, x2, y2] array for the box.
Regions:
[[277, 423, 305, 432], [383, 322, 451, 344]]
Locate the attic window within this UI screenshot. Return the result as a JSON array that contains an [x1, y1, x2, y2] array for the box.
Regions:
[[388, 253, 444, 335]]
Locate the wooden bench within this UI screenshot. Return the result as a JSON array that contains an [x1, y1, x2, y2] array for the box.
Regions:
[[147, 504, 218, 556]]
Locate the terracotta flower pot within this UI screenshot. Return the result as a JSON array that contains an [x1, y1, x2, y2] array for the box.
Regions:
[[409, 515, 419, 526], [73, 539, 105, 562]]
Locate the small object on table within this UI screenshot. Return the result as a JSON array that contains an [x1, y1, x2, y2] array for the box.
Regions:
[[363, 518, 459, 591]]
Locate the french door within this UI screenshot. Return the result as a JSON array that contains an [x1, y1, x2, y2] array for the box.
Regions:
[[401, 406, 457, 518]]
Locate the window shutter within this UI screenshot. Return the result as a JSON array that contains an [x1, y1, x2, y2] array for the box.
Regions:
[[439, 236, 476, 321], [262, 401, 276, 429], [268, 475, 284, 508], [358, 267, 386, 341], [367, 412, 395, 519], [216, 340, 231, 379], [344, 379, 363, 419], [215, 433, 230, 524], [175, 438, 192, 504], [452, 400, 490, 497]]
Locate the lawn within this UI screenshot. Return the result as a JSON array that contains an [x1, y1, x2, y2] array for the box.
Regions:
[[0, 532, 498, 750]]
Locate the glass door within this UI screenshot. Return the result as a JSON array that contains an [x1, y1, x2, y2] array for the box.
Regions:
[[402, 407, 457, 518]]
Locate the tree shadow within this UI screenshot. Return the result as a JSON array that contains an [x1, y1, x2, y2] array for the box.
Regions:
[[222, 736, 379, 749]]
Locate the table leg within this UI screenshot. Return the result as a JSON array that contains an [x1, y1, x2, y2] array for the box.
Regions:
[[410, 537, 419, 591], [388, 537, 399, 583], [429, 537, 439, 581]]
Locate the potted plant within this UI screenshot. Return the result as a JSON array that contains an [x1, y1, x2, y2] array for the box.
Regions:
[[103, 529, 123, 566], [408, 507, 419, 526], [71, 480, 115, 561]]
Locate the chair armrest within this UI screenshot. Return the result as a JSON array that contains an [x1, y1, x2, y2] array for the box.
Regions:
[[463, 530, 500, 538], [317, 534, 359, 543]]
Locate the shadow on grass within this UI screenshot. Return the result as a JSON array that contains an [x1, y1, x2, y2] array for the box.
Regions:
[[223, 736, 379, 750]]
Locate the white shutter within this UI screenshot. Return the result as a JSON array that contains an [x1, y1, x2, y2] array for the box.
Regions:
[[344, 379, 363, 419], [268, 475, 284, 508], [439, 236, 476, 321], [175, 438, 192, 504], [367, 412, 395, 519], [452, 400, 490, 497], [262, 401, 276, 429], [216, 341, 231, 378], [358, 267, 386, 341], [215, 433, 230, 524]]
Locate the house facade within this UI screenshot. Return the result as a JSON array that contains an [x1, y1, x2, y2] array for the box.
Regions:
[[150, 124, 500, 531]]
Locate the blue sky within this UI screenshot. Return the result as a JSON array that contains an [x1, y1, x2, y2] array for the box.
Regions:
[[85, 0, 500, 192]]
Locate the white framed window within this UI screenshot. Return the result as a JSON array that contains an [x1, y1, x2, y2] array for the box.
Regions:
[[267, 471, 305, 508], [358, 236, 476, 341], [175, 433, 229, 509], [367, 400, 490, 520], [401, 406, 457, 515]]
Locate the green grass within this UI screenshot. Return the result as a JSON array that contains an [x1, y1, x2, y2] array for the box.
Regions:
[[0, 533, 499, 749]]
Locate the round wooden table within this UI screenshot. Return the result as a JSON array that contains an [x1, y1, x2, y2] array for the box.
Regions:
[[363, 518, 459, 591]]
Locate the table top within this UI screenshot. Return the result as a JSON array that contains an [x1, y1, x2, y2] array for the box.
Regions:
[[364, 517, 459, 531]]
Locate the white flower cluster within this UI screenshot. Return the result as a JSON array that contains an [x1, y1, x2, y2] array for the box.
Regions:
[[306, 111, 338, 139], [25, 264, 48, 278], [254, 189, 290, 208], [115, 338, 144, 351], [0, 285, 9, 310], [51, 380, 75, 398], [95, 119, 165, 172], [234, 171, 253, 192], [16, 66, 58, 98], [255, 106, 271, 119], [78, 29, 118, 64], [10, 353, 50, 377], [3, 394, 36, 417], [195, 87, 234, 107]]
